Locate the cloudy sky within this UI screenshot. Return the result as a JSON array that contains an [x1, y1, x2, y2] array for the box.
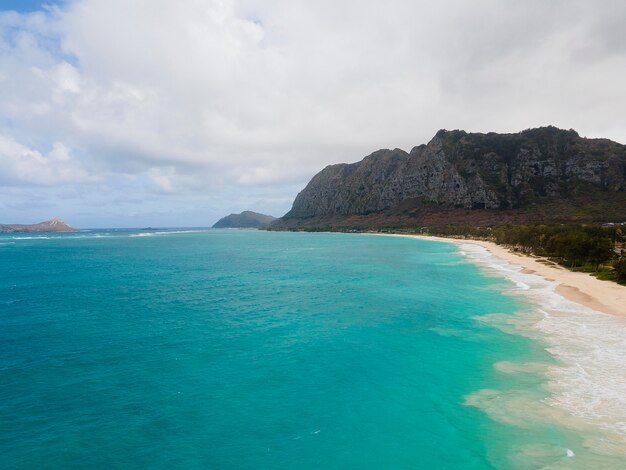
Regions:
[[1, 0, 625, 227]]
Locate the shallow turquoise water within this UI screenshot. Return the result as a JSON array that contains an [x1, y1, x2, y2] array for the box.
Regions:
[[0, 230, 572, 468]]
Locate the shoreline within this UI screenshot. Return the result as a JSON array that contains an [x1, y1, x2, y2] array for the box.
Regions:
[[375, 231, 626, 463], [381, 233, 626, 318]]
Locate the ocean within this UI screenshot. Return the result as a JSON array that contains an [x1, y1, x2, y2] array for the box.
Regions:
[[1, 229, 624, 469]]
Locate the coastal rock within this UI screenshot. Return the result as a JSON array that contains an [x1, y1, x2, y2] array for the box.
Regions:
[[0, 217, 78, 233], [213, 211, 277, 228], [274, 127, 626, 228]]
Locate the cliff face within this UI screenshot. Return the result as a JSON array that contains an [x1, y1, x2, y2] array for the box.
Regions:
[[276, 127, 626, 228], [0, 218, 77, 233], [213, 211, 276, 228]]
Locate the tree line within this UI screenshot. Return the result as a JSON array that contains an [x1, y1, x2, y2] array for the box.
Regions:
[[414, 224, 626, 283]]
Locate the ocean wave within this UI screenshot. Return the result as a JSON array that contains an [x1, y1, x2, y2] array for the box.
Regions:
[[7, 230, 206, 241], [10, 236, 51, 240], [128, 230, 207, 237], [459, 243, 626, 462], [9, 234, 118, 241], [62, 234, 115, 239]]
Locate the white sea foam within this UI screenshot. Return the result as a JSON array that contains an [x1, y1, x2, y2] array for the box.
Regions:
[[458, 243, 626, 456], [158, 229, 207, 235], [11, 236, 51, 240], [129, 230, 206, 237], [62, 234, 115, 239], [494, 361, 550, 374], [8, 229, 206, 241], [10, 234, 117, 241]]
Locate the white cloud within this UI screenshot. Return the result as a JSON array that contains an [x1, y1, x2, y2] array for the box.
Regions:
[[0, 134, 93, 185], [147, 167, 176, 193], [0, 0, 625, 225]]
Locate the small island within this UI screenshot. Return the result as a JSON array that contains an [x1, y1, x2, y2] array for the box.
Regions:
[[213, 211, 276, 229], [0, 218, 77, 233]]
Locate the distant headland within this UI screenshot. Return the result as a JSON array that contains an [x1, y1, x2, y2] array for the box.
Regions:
[[213, 211, 276, 229], [0, 218, 77, 233]]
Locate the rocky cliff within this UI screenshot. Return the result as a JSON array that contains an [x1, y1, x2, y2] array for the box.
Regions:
[[274, 127, 626, 228], [0, 218, 78, 233], [213, 211, 277, 228]]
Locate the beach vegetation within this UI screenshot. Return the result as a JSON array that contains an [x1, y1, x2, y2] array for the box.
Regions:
[[416, 223, 625, 284], [615, 258, 626, 283]]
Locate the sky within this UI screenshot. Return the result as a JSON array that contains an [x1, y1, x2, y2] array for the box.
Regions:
[[1, 0, 625, 228]]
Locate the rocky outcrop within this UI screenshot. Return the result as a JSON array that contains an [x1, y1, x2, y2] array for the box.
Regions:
[[213, 211, 276, 228], [0, 217, 78, 233], [274, 127, 626, 228]]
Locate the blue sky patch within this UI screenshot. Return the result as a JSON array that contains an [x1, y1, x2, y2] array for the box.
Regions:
[[0, 1, 61, 13]]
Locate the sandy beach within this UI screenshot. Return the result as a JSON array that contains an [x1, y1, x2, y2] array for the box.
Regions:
[[385, 234, 626, 318]]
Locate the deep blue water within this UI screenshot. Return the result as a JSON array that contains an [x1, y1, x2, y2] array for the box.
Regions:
[[0, 229, 568, 468]]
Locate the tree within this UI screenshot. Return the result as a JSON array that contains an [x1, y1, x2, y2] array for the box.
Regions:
[[615, 258, 626, 283]]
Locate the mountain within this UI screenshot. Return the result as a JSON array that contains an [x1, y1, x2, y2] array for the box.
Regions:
[[0, 218, 78, 233], [272, 127, 626, 229], [213, 211, 277, 228]]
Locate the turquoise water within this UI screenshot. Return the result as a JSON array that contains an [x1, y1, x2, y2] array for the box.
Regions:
[[0, 230, 587, 468]]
